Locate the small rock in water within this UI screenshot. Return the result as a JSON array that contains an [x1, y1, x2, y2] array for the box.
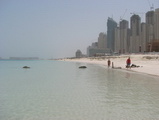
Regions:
[[79, 66, 87, 68], [23, 66, 30, 69]]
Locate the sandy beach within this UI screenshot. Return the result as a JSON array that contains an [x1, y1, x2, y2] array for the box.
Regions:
[[61, 54, 159, 77]]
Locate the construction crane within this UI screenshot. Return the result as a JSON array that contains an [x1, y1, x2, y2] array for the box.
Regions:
[[120, 9, 127, 21], [147, 0, 154, 10]]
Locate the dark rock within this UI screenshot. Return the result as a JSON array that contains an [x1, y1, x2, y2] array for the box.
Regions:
[[79, 66, 87, 68], [23, 66, 30, 69]]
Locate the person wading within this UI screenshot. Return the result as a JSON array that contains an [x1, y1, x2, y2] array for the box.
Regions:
[[107, 59, 111, 68]]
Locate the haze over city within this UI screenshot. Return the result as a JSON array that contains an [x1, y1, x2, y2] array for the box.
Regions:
[[0, 0, 159, 59]]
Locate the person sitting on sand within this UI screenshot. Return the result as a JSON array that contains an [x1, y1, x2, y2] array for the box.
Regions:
[[131, 64, 140, 68], [126, 57, 131, 68]]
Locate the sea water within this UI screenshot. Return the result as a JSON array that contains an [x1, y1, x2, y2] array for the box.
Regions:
[[0, 60, 159, 120]]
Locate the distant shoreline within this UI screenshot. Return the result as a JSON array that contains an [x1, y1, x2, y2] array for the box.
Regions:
[[59, 54, 159, 78]]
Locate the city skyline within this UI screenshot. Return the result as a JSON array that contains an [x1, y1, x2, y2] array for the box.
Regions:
[[1, 0, 159, 59], [87, 7, 159, 57]]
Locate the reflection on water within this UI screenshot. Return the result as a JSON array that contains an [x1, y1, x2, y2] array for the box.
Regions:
[[85, 65, 159, 119], [0, 61, 159, 120]]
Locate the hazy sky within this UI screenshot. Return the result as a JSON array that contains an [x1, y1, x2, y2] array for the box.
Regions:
[[0, 0, 159, 59]]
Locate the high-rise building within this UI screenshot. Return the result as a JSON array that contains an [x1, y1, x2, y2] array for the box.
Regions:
[[76, 50, 82, 58], [119, 20, 129, 53], [87, 42, 98, 57], [130, 14, 141, 53], [107, 17, 117, 52], [145, 8, 159, 52], [130, 14, 141, 36], [154, 8, 159, 40], [141, 23, 147, 52], [146, 10, 155, 43], [114, 27, 120, 53], [98, 32, 107, 49], [87, 42, 109, 57], [146, 11, 155, 24]]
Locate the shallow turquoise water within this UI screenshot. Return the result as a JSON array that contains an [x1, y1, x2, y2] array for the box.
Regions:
[[0, 60, 159, 120]]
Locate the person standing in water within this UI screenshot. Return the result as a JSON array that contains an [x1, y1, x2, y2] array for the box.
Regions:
[[107, 59, 111, 68]]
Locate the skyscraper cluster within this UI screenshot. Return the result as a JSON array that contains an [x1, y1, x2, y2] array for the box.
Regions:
[[86, 8, 159, 57]]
